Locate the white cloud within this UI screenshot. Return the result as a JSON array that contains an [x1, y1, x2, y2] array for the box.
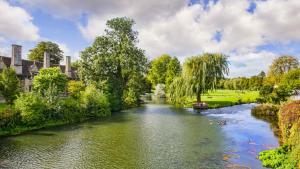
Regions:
[[17, 0, 300, 76], [0, 0, 39, 41], [229, 50, 277, 77]]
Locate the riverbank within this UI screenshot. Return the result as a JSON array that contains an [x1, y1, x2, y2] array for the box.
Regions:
[[0, 90, 259, 137], [183, 90, 259, 108]]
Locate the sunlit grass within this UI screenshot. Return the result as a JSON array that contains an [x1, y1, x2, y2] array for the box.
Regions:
[[186, 90, 259, 108]]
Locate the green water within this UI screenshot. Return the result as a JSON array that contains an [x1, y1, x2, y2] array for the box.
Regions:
[[0, 104, 278, 169]]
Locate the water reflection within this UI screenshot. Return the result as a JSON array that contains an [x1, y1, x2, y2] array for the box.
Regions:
[[0, 103, 278, 169]]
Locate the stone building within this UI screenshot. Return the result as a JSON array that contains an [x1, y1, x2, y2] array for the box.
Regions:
[[0, 44, 78, 91]]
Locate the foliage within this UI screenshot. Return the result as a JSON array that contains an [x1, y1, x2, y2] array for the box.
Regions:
[[67, 80, 85, 98], [251, 104, 279, 116], [0, 107, 21, 129], [33, 67, 68, 95], [0, 68, 21, 104], [165, 57, 181, 90], [259, 101, 300, 168], [218, 74, 264, 91], [79, 17, 148, 111], [57, 97, 84, 123], [268, 56, 299, 84], [123, 73, 145, 107], [147, 55, 181, 89], [169, 53, 229, 105], [15, 92, 47, 126], [257, 84, 291, 104], [259, 145, 296, 169], [280, 68, 300, 90], [279, 101, 300, 144], [80, 85, 111, 118], [28, 41, 63, 64]]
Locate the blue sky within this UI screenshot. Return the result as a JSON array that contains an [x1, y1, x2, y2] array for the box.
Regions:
[[0, 0, 300, 77]]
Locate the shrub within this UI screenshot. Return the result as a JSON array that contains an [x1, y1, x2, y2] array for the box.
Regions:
[[67, 80, 85, 98], [80, 85, 111, 118], [15, 93, 47, 126], [0, 68, 21, 104], [123, 89, 139, 108], [259, 145, 296, 169], [251, 104, 279, 116], [279, 101, 300, 144], [57, 97, 84, 122], [0, 107, 21, 129], [260, 101, 300, 168], [257, 84, 291, 104]]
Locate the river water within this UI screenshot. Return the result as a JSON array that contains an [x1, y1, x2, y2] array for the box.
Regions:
[[0, 103, 278, 169]]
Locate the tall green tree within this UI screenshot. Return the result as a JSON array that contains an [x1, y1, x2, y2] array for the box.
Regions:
[[166, 57, 181, 90], [268, 56, 299, 84], [79, 17, 148, 110], [28, 41, 63, 64], [0, 68, 20, 104], [147, 54, 181, 89], [169, 53, 229, 105]]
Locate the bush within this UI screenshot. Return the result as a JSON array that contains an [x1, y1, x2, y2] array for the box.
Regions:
[[260, 101, 300, 168], [67, 80, 85, 98], [80, 85, 111, 118], [0, 107, 21, 129], [251, 104, 279, 116], [0, 68, 21, 104], [57, 97, 84, 122], [279, 101, 300, 144], [259, 145, 296, 169], [257, 84, 291, 104], [15, 93, 47, 126]]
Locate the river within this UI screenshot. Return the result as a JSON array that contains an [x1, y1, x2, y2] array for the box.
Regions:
[[0, 103, 278, 169]]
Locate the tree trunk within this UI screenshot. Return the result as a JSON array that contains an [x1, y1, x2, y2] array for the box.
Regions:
[[196, 92, 201, 103]]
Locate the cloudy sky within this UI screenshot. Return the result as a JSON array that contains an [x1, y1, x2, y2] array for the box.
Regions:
[[0, 0, 300, 77]]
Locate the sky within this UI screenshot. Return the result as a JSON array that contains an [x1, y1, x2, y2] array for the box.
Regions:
[[0, 0, 300, 77]]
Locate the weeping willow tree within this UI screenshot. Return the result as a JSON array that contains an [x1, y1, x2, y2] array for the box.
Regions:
[[169, 53, 229, 106]]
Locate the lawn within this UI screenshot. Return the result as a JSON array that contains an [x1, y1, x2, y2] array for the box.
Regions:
[[185, 90, 259, 108]]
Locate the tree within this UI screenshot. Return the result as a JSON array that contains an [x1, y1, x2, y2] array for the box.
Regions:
[[280, 68, 300, 90], [147, 55, 181, 90], [147, 55, 171, 86], [268, 56, 299, 84], [169, 53, 229, 105], [28, 41, 63, 64], [79, 17, 148, 110], [33, 67, 68, 95], [165, 57, 181, 90], [0, 68, 20, 104]]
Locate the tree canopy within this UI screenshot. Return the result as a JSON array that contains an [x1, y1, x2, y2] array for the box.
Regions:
[[28, 41, 63, 64], [147, 54, 181, 89], [0, 68, 20, 104], [79, 17, 148, 110], [267, 56, 299, 84], [169, 53, 229, 105], [33, 67, 68, 95]]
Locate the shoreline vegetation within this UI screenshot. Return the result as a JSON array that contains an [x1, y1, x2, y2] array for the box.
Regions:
[[0, 90, 259, 137]]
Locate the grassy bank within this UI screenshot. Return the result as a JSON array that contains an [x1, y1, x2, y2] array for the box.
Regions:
[[184, 90, 259, 108]]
